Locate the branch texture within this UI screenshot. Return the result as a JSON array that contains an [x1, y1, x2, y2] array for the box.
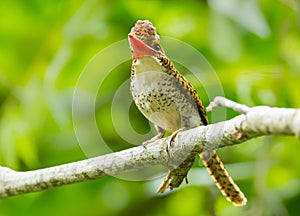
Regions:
[[0, 98, 299, 198]]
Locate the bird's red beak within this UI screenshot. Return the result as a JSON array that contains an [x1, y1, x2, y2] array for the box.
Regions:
[[128, 34, 158, 59]]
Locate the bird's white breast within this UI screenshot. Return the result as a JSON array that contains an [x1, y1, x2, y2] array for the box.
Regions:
[[131, 56, 201, 132]]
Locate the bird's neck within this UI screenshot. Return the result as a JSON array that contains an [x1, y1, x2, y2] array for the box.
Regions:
[[132, 56, 166, 75]]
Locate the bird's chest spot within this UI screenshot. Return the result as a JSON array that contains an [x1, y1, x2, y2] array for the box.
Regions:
[[138, 91, 181, 131], [131, 70, 177, 110], [132, 75, 200, 131]]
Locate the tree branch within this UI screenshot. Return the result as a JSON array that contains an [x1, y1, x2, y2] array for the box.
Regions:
[[0, 97, 299, 198]]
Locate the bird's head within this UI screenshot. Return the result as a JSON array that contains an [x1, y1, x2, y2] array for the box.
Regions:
[[128, 20, 164, 59]]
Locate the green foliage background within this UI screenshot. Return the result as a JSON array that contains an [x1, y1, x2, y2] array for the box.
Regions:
[[0, 0, 299, 215]]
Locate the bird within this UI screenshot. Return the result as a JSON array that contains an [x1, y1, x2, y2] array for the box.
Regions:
[[128, 20, 247, 206]]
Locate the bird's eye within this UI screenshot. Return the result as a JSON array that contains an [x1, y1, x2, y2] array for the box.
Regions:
[[153, 44, 161, 51]]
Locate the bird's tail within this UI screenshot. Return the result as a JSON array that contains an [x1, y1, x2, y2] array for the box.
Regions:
[[199, 150, 247, 206]]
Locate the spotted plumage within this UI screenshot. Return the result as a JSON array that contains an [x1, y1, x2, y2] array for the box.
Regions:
[[128, 20, 247, 206]]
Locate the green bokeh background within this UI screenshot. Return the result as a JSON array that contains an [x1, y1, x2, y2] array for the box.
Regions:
[[0, 0, 300, 215]]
